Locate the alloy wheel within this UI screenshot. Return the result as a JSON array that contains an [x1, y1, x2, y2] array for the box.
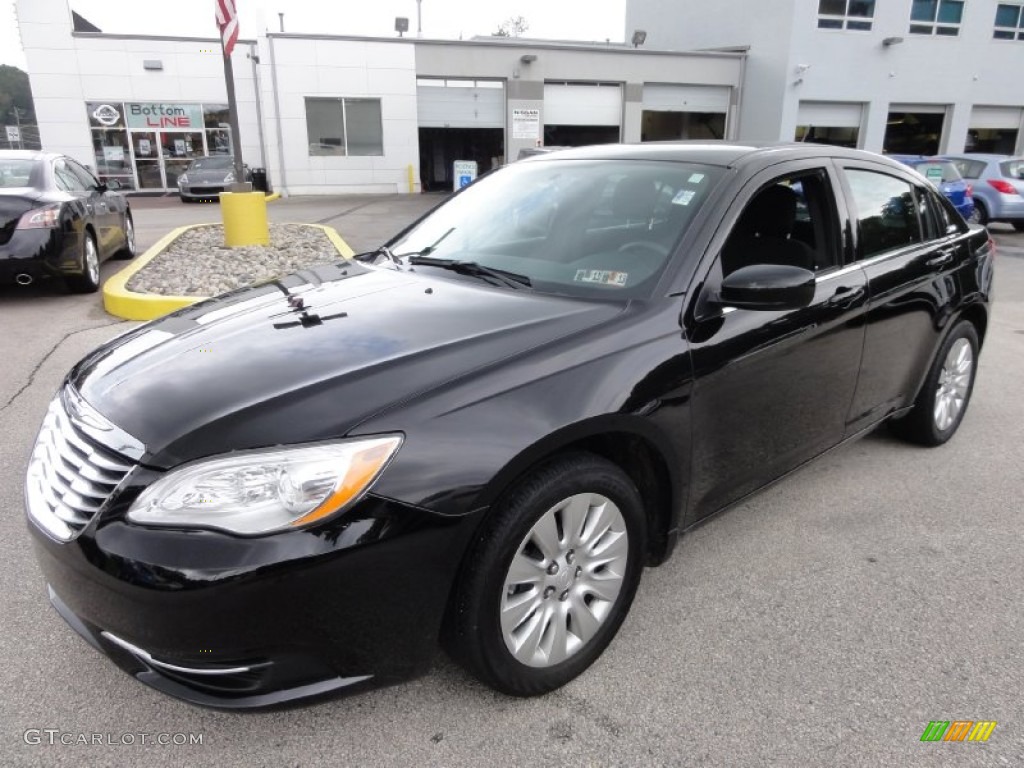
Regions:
[[934, 337, 973, 431], [125, 217, 135, 255], [500, 492, 629, 668], [84, 235, 99, 285]]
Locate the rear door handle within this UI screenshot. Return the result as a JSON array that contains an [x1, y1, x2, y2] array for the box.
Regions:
[[825, 285, 866, 308], [926, 248, 956, 268]]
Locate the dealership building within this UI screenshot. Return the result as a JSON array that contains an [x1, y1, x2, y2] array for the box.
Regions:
[[628, 0, 1024, 156], [17, 0, 1023, 196], [16, 0, 745, 195]]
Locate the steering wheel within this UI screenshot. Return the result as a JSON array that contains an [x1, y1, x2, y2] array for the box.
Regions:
[[617, 241, 670, 259]]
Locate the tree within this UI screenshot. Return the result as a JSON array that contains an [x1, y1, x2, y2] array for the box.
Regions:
[[494, 15, 529, 37], [0, 65, 36, 124]]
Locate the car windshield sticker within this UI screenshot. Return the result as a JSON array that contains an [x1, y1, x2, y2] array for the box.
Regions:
[[574, 269, 629, 287], [672, 189, 697, 206], [925, 166, 943, 183], [688, 173, 705, 184]]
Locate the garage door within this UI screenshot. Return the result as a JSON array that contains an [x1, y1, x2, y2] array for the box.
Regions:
[[797, 101, 864, 128], [643, 84, 730, 113], [970, 106, 1024, 130], [417, 79, 504, 129], [544, 83, 622, 126]]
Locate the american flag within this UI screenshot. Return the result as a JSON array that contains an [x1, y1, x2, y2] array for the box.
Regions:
[[215, 0, 240, 58]]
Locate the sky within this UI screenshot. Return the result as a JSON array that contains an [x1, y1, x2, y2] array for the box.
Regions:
[[1, 0, 628, 70]]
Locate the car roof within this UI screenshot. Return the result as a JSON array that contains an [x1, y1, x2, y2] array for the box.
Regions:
[[940, 153, 1015, 162], [521, 141, 907, 170], [0, 149, 62, 162]]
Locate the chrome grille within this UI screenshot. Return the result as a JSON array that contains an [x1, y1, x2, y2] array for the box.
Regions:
[[26, 395, 136, 541]]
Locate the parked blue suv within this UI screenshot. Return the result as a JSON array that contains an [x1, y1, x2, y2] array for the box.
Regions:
[[889, 155, 975, 222]]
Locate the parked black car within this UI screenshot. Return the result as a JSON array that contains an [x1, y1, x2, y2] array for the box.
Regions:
[[0, 150, 135, 292], [26, 143, 993, 708]]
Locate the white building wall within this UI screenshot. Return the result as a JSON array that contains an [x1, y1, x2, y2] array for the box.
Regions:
[[627, 0, 1024, 153], [258, 36, 418, 195], [18, 0, 262, 176]]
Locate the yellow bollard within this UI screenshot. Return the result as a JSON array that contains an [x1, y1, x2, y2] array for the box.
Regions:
[[219, 191, 270, 247]]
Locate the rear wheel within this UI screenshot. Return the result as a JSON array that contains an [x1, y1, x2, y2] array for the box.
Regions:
[[66, 231, 101, 294], [889, 320, 978, 446], [448, 453, 646, 696], [973, 200, 989, 226]]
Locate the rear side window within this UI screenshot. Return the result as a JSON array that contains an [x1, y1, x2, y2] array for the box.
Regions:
[[999, 159, 1024, 179], [949, 159, 986, 179], [845, 169, 922, 258], [914, 161, 961, 183]]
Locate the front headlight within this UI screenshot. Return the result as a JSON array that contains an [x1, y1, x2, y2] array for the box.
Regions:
[[224, 172, 235, 183], [127, 437, 402, 535], [178, 174, 189, 185]]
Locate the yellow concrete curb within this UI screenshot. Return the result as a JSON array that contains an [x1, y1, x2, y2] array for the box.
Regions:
[[102, 222, 355, 321], [264, 192, 282, 202]]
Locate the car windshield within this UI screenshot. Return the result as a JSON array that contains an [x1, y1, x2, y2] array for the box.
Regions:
[[913, 161, 961, 184], [389, 159, 723, 299], [999, 158, 1024, 179], [0, 158, 37, 188], [189, 156, 233, 171]]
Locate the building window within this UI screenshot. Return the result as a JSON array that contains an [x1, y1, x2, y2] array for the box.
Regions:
[[909, 0, 964, 35], [817, 0, 875, 30], [305, 98, 383, 157], [994, 3, 1024, 39]]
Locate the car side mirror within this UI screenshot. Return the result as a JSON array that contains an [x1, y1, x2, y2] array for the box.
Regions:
[[104, 179, 122, 191], [719, 264, 816, 311]]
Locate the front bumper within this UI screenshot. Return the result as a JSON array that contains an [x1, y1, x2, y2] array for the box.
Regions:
[[28, 490, 481, 708], [179, 185, 226, 200]]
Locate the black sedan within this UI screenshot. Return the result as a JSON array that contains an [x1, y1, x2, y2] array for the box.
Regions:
[[25, 143, 993, 708], [0, 150, 135, 292]]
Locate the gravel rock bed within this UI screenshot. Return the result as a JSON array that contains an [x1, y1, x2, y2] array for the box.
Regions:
[[126, 223, 346, 296]]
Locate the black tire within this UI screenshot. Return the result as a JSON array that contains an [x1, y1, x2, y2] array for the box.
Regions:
[[447, 452, 646, 696], [66, 231, 101, 294], [1013, 222, 1024, 233], [889, 320, 979, 446], [180, 196, 193, 204], [973, 200, 989, 226], [112, 212, 136, 260]]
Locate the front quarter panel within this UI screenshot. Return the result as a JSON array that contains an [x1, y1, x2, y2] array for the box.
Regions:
[[353, 300, 692, 533]]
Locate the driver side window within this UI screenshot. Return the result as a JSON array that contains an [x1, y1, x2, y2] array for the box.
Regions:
[[721, 169, 839, 277]]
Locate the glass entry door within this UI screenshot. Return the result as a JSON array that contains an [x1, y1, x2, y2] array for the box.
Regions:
[[160, 132, 205, 188], [132, 132, 162, 189]]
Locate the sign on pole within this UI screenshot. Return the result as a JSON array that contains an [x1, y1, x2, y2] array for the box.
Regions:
[[512, 108, 541, 140], [453, 160, 478, 191], [5, 126, 20, 145]]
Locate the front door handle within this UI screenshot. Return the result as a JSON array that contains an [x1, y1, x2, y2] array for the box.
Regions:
[[926, 248, 956, 268], [825, 285, 866, 308]]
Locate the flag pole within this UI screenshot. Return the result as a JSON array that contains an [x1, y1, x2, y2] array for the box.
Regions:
[[220, 34, 248, 190]]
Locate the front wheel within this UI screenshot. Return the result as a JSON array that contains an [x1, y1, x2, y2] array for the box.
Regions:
[[448, 453, 646, 696], [889, 320, 979, 446]]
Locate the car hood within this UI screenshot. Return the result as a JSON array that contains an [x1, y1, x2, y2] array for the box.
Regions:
[[185, 169, 232, 183], [71, 262, 622, 468]]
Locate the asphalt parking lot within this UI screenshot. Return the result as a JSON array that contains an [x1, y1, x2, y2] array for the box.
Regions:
[[1, 197, 1023, 767]]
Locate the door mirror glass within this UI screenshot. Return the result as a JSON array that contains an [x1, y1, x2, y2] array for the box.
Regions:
[[719, 264, 815, 311], [105, 178, 122, 191]]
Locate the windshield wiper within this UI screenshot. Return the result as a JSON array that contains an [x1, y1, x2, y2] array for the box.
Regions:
[[406, 256, 532, 290], [393, 227, 456, 260], [353, 245, 401, 267]]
